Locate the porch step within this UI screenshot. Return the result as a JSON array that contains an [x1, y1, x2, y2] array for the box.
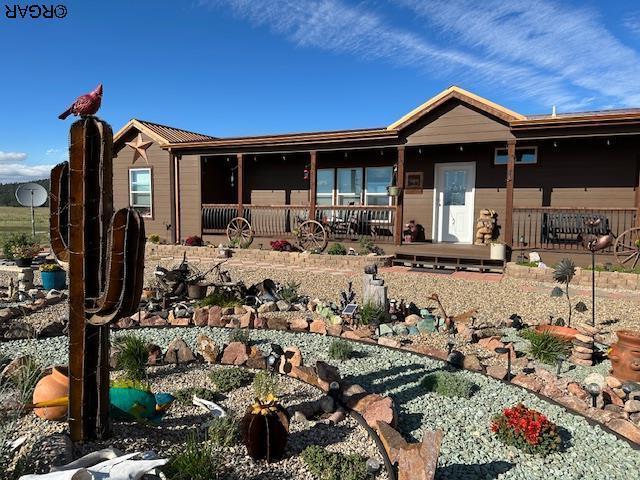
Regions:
[[392, 253, 505, 273]]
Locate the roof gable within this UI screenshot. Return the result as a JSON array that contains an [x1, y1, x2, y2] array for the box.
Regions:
[[388, 86, 525, 131], [114, 119, 216, 147]]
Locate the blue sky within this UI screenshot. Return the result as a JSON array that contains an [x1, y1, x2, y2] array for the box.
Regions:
[[1, 0, 640, 183]]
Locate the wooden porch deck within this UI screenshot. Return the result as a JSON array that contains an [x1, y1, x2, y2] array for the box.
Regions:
[[391, 242, 505, 272]]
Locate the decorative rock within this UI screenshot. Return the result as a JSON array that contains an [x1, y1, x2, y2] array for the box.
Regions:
[[246, 346, 267, 370], [576, 323, 600, 336], [279, 346, 302, 374], [360, 395, 397, 428], [378, 337, 401, 348], [147, 344, 163, 365], [404, 314, 421, 326], [288, 317, 309, 331], [276, 300, 291, 312], [584, 373, 606, 389], [416, 318, 436, 334], [377, 323, 394, 337], [196, 334, 219, 364], [309, 319, 327, 335], [239, 311, 255, 329], [557, 394, 589, 412], [4, 321, 36, 339], [624, 399, 640, 413], [575, 333, 595, 344], [462, 354, 482, 372], [570, 355, 593, 366], [257, 302, 277, 314], [234, 305, 247, 315], [486, 365, 508, 380], [478, 336, 501, 349], [316, 361, 340, 389], [114, 316, 136, 329], [220, 341, 249, 365], [607, 376, 623, 389], [168, 312, 190, 326], [446, 350, 464, 368], [139, 315, 167, 327], [376, 421, 442, 480], [326, 324, 343, 336], [393, 324, 409, 336], [572, 350, 595, 361], [573, 345, 594, 354], [266, 316, 288, 330], [603, 387, 625, 407], [39, 321, 66, 338], [511, 374, 543, 393], [607, 418, 640, 444], [164, 337, 195, 364], [192, 307, 209, 327], [568, 382, 589, 400], [208, 306, 224, 327]]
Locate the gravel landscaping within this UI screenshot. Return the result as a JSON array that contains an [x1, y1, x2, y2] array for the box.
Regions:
[[3, 326, 639, 480]]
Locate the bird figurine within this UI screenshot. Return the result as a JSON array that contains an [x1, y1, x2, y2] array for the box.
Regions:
[[58, 83, 103, 120]]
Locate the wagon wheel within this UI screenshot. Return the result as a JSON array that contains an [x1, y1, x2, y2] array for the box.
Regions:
[[297, 220, 328, 252], [226, 217, 253, 247], [614, 227, 640, 268]]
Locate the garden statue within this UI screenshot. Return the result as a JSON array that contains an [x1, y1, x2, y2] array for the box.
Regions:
[[51, 89, 145, 441], [609, 330, 640, 382], [241, 394, 289, 462]]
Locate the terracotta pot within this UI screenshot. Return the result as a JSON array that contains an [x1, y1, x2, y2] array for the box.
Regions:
[[534, 324, 578, 342], [610, 330, 640, 382], [32, 366, 69, 420]]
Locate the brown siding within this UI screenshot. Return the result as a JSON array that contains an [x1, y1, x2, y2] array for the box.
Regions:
[[113, 133, 172, 241], [405, 103, 514, 146], [179, 155, 202, 239]]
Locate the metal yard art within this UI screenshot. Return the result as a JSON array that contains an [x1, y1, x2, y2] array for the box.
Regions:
[[51, 86, 145, 441]]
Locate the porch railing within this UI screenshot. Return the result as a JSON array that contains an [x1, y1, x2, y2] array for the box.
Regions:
[[512, 207, 637, 251], [202, 204, 396, 243]]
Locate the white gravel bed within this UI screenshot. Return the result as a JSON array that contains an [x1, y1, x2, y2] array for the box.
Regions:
[[3, 326, 639, 480]]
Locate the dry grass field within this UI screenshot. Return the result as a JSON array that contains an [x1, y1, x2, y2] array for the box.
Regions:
[[0, 206, 49, 248]]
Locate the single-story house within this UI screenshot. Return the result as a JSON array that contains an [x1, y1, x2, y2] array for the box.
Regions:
[[112, 86, 640, 267]]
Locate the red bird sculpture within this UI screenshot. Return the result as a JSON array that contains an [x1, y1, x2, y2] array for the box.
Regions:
[[58, 84, 103, 120]]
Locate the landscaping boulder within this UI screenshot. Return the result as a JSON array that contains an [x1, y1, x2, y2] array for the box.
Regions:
[[266, 316, 288, 330], [39, 320, 66, 338], [403, 314, 421, 326], [140, 315, 167, 327], [220, 341, 249, 365], [326, 324, 343, 336], [362, 395, 397, 429], [486, 365, 508, 380], [246, 346, 267, 370], [279, 346, 302, 374], [240, 311, 255, 329], [4, 321, 35, 340], [196, 334, 219, 364], [462, 354, 482, 372], [378, 337, 400, 348], [289, 317, 309, 331], [607, 418, 640, 444], [257, 302, 277, 314], [208, 306, 224, 327], [168, 311, 190, 326], [147, 344, 163, 365], [276, 300, 291, 312], [309, 319, 327, 335], [164, 337, 195, 364], [511, 373, 543, 393], [192, 307, 209, 327], [234, 305, 247, 315]]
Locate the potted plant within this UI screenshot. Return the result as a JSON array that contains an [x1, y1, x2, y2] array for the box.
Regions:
[[40, 263, 66, 290], [489, 241, 506, 260], [387, 185, 401, 196], [11, 243, 40, 267]]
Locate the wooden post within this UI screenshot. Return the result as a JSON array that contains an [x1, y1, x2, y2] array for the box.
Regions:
[[394, 146, 405, 246], [237, 153, 244, 217], [174, 154, 181, 242], [309, 151, 317, 220], [504, 140, 516, 246], [635, 157, 640, 227]]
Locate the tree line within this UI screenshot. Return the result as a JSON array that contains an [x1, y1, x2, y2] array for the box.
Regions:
[[0, 179, 49, 206]]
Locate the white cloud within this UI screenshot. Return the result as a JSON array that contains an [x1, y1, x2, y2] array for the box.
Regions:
[[203, 0, 640, 111], [399, 0, 640, 108], [0, 151, 27, 163], [46, 148, 59, 156], [0, 164, 54, 184]]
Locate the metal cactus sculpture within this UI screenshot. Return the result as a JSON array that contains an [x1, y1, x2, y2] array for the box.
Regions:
[[50, 114, 145, 441]]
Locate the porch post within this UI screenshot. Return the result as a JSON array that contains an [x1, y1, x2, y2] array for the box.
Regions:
[[309, 150, 317, 220], [636, 156, 640, 227], [394, 146, 405, 246], [237, 153, 244, 216], [504, 140, 516, 246]]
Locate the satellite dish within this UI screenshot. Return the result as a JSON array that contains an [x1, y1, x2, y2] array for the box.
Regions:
[[15, 182, 48, 239], [15, 183, 48, 207]]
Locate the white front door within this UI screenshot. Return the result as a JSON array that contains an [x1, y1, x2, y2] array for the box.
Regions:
[[433, 162, 476, 243]]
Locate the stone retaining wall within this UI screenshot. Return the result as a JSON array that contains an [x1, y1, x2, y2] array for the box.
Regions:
[[505, 262, 640, 290], [146, 244, 394, 269]]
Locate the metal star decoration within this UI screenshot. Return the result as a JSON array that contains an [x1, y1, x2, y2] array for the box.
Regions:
[[126, 133, 153, 164]]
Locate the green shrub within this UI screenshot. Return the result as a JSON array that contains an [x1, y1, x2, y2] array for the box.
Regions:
[[279, 281, 301, 303], [198, 290, 240, 308], [148, 234, 160, 244], [328, 339, 353, 360], [420, 371, 477, 399], [360, 302, 387, 325], [516, 260, 540, 268], [113, 334, 148, 382], [228, 328, 250, 345], [162, 434, 223, 480], [327, 243, 347, 255], [3, 233, 34, 260], [301, 445, 368, 480], [173, 387, 218, 405], [358, 237, 384, 255], [252, 370, 279, 401], [208, 416, 239, 447], [519, 329, 571, 364], [208, 368, 252, 393], [8, 358, 43, 405]]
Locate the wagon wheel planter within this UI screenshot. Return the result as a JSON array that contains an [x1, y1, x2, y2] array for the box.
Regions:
[[614, 226, 640, 268], [296, 219, 328, 252], [226, 217, 254, 247]]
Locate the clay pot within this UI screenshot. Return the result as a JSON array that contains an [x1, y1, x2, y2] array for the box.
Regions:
[[32, 366, 69, 420], [610, 330, 640, 382], [535, 324, 578, 342]]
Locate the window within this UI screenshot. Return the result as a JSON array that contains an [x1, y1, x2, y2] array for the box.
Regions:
[[316, 169, 334, 206], [365, 166, 393, 206], [495, 147, 537, 165], [337, 168, 363, 205], [129, 168, 152, 216]]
